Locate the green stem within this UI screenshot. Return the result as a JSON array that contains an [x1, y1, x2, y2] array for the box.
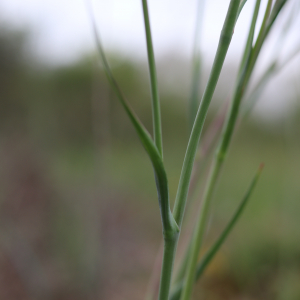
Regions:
[[242, 61, 277, 118], [188, 0, 206, 130], [176, 3, 289, 294], [237, 0, 249, 18], [179, 2, 262, 299], [158, 2, 241, 299], [189, 54, 202, 131], [173, 103, 228, 288], [243, 43, 300, 118], [87, 1, 176, 234], [179, 158, 222, 300], [142, 0, 163, 157], [246, 0, 273, 77], [173, 0, 240, 229], [195, 165, 263, 278], [95, 5, 179, 297], [170, 164, 264, 300], [158, 233, 179, 300]]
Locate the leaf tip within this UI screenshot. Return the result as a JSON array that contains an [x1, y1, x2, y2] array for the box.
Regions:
[[259, 162, 265, 172]]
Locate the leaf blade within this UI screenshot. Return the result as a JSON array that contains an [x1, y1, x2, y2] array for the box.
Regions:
[[141, 0, 163, 157], [169, 164, 264, 300], [86, 2, 176, 233]]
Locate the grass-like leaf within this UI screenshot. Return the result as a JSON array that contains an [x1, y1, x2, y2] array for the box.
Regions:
[[177, 2, 260, 300], [173, 0, 241, 230], [243, 0, 300, 117], [238, 0, 261, 79], [85, 1, 177, 234], [195, 164, 264, 279], [169, 163, 264, 300], [177, 1, 287, 298], [188, 0, 206, 130], [243, 43, 300, 117], [267, 0, 288, 35], [237, 0, 249, 20], [173, 2, 242, 300], [172, 102, 229, 287], [141, 0, 163, 157], [246, 0, 273, 77], [87, 1, 292, 300], [242, 61, 277, 118]]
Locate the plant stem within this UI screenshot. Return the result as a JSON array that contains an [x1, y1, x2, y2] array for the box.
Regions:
[[158, 2, 241, 299], [188, 0, 206, 130], [145, 0, 181, 288], [173, 0, 240, 232], [243, 43, 300, 118], [179, 2, 262, 299], [158, 233, 179, 300], [169, 164, 264, 300], [142, 0, 163, 157], [179, 158, 222, 300]]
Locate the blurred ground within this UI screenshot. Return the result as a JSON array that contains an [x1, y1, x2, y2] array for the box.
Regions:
[[0, 26, 300, 300]]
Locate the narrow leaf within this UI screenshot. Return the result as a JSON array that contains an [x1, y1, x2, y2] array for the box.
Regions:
[[242, 61, 277, 118], [142, 0, 163, 156], [86, 2, 176, 233], [195, 163, 264, 279], [238, 0, 261, 79], [243, 43, 300, 118], [237, 0, 249, 21], [188, 0, 206, 130], [176, 2, 242, 300], [248, 0, 273, 73], [266, 0, 288, 34], [169, 163, 264, 300], [173, 0, 241, 230]]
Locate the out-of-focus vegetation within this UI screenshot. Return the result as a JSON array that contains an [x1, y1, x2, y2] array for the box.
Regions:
[[0, 24, 300, 300]]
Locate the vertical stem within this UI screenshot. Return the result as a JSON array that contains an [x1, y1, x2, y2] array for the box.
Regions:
[[173, 0, 240, 230], [158, 234, 179, 300], [146, 1, 240, 299], [179, 158, 222, 300], [179, 2, 264, 298], [189, 55, 202, 131], [142, 0, 163, 157], [170, 164, 263, 300], [189, 0, 206, 130], [179, 61, 247, 300]]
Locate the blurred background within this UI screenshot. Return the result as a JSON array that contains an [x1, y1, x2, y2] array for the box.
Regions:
[[0, 0, 300, 299]]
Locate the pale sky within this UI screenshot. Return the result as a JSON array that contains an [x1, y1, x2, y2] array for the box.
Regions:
[[0, 0, 257, 64], [0, 0, 298, 64], [0, 0, 299, 118]]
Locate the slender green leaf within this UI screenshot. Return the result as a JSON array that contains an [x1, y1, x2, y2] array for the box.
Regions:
[[238, 0, 261, 79], [242, 61, 277, 118], [242, 0, 298, 118], [172, 102, 228, 287], [178, 1, 275, 299], [247, 0, 273, 74], [272, 0, 300, 58], [173, 0, 240, 230], [188, 0, 206, 130], [195, 164, 264, 279], [174, 2, 241, 300], [266, 0, 288, 35], [237, 0, 249, 20], [219, 0, 273, 159], [86, 1, 177, 234], [243, 42, 300, 118], [141, 0, 163, 157], [170, 164, 264, 300]]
